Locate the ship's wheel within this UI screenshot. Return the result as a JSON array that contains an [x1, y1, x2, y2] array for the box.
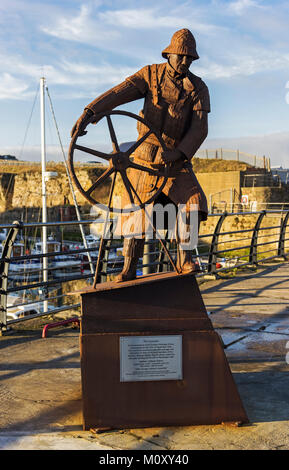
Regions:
[[68, 110, 169, 213], [68, 109, 178, 286]]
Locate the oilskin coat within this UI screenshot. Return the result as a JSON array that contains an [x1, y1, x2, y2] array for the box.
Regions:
[[85, 62, 210, 235]]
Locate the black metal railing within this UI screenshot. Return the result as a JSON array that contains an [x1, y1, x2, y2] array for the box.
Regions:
[[1, 209, 289, 332]]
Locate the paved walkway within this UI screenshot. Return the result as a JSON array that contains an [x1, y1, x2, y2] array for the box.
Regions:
[[0, 262, 288, 450]]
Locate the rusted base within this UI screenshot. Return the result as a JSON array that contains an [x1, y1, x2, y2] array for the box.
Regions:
[[221, 421, 243, 427], [79, 272, 249, 430], [89, 427, 113, 434]]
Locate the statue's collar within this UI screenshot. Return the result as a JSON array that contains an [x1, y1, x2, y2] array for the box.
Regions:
[[165, 62, 187, 81]]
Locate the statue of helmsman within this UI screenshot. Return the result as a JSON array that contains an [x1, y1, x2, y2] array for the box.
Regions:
[[71, 28, 210, 282]]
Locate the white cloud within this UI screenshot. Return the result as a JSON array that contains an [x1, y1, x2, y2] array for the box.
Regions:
[[98, 8, 221, 34], [41, 4, 119, 45], [59, 61, 136, 87], [0, 50, 137, 100], [1, 0, 289, 157], [0, 51, 46, 80], [227, 0, 264, 15], [39, 2, 225, 56], [1, 47, 289, 102], [35, 2, 289, 83], [0, 73, 31, 99], [195, 51, 289, 79], [1, 1, 287, 93], [286, 81, 289, 105]]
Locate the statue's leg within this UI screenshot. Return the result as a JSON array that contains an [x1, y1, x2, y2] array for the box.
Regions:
[[115, 237, 145, 282], [115, 191, 173, 282], [176, 249, 199, 273], [176, 210, 206, 273]]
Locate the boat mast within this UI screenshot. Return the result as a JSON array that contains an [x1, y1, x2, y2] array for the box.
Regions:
[[40, 77, 48, 311]]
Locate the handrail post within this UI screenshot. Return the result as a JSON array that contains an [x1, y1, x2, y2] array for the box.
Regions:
[[100, 238, 112, 283], [0, 221, 23, 334], [249, 210, 266, 265], [208, 212, 227, 274], [157, 230, 171, 273], [143, 238, 154, 275], [278, 211, 289, 259], [99, 221, 114, 284]]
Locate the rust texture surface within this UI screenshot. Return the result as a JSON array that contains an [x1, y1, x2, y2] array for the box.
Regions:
[[80, 273, 248, 430]]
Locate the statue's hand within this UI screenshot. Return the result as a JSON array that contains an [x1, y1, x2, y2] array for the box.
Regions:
[[161, 149, 184, 164], [70, 109, 94, 138]]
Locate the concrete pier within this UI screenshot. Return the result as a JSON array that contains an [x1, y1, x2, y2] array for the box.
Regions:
[[0, 261, 288, 450]]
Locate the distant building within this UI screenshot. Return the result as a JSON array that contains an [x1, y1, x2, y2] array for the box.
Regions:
[[0, 155, 17, 161], [197, 166, 289, 214], [271, 166, 289, 184]]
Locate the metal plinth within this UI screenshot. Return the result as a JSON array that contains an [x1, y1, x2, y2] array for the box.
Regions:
[[79, 272, 249, 430]]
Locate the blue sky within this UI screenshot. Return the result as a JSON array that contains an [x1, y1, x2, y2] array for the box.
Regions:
[[0, 0, 289, 165]]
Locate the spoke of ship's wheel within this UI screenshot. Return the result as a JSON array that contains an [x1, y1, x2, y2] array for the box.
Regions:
[[85, 167, 114, 196], [128, 180, 179, 273], [125, 130, 152, 156], [74, 144, 111, 161], [106, 115, 120, 153], [129, 161, 164, 176], [120, 170, 135, 205], [93, 171, 117, 288]]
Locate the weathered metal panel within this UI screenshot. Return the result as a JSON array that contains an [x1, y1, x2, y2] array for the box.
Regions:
[[79, 272, 249, 430], [80, 272, 212, 335]]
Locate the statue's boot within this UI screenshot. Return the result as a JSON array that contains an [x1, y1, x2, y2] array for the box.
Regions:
[[115, 256, 139, 282], [176, 248, 200, 273], [115, 238, 145, 283]]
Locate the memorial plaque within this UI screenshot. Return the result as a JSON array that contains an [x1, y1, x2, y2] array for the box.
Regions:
[[120, 335, 183, 382]]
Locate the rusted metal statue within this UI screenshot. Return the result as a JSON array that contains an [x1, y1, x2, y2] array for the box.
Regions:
[[71, 32, 249, 430], [71, 29, 210, 282]]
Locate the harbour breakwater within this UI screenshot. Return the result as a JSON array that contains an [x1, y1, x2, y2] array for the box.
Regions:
[[0, 163, 119, 224], [0, 161, 288, 257]]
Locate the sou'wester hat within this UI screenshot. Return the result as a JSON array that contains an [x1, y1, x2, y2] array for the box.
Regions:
[[162, 28, 199, 60]]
